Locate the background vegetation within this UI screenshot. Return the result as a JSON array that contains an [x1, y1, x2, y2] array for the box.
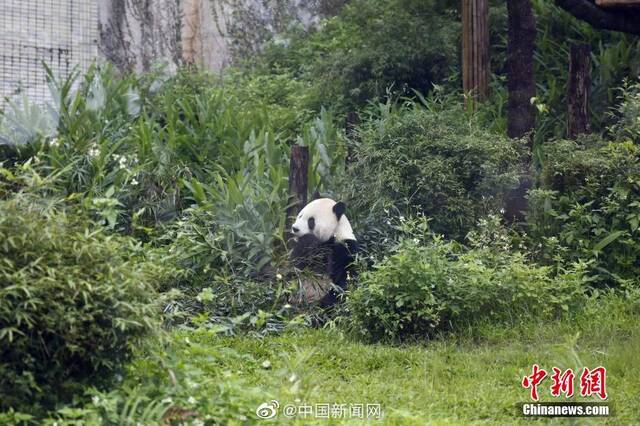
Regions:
[[1, 0, 640, 423]]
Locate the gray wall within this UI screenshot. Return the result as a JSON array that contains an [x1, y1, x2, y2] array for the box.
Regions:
[[99, 0, 345, 73], [1, 0, 98, 105]]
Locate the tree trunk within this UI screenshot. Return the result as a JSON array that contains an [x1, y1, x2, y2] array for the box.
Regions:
[[345, 111, 359, 164], [287, 145, 309, 238], [504, 0, 536, 222], [567, 44, 591, 138], [506, 0, 536, 142], [462, 0, 490, 107]]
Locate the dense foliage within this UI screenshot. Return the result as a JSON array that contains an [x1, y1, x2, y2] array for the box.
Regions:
[[527, 1, 640, 142], [0, 185, 164, 413], [340, 98, 524, 250], [529, 138, 640, 286], [259, 0, 460, 112], [609, 81, 640, 143], [257, 0, 640, 143], [1, 0, 640, 421], [525, 83, 640, 287], [1, 64, 347, 320]]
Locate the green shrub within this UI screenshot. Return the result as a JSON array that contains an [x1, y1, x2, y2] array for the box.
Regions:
[[528, 138, 640, 286], [609, 81, 640, 144], [340, 99, 524, 252], [259, 0, 460, 112], [0, 194, 163, 412], [347, 224, 587, 341], [1, 65, 343, 235], [157, 205, 283, 322]]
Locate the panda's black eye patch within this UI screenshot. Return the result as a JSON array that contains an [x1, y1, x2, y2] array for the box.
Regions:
[[308, 217, 315, 230]]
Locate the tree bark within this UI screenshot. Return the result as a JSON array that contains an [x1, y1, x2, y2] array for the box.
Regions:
[[287, 145, 309, 236], [555, 0, 640, 35], [462, 0, 490, 106], [345, 111, 360, 140], [506, 0, 537, 142], [567, 44, 591, 138], [504, 0, 537, 222], [345, 111, 359, 164]]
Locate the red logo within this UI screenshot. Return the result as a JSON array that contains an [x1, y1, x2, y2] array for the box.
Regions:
[[522, 365, 607, 401], [580, 367, 608, 400], [550, 367, 575, 398], [522, 364, 547, 401]]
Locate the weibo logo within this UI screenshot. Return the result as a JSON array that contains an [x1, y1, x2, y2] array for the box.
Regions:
[[256, 400, 279, 419]]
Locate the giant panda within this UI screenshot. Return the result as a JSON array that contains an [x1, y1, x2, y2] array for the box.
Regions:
[[290, 198, 358, 306]]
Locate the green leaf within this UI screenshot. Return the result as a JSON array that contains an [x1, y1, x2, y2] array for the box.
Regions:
[[593, 230, 625, 252]]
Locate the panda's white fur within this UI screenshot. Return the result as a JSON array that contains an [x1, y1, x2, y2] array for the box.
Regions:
[[291, 198, 356, 242]]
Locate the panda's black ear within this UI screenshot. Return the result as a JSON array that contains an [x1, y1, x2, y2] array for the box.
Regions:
[[333, 202, 346, 220]]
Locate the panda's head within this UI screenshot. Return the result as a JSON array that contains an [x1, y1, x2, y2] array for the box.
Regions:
[[291, 198, 356, 242]]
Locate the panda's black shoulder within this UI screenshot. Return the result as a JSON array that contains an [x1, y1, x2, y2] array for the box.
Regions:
[[328, 238, 357, 272], [330, 238, 358, 255], [343, 239, 359, 256]]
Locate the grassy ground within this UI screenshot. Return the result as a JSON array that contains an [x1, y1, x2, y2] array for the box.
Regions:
[[127, 294, 639, 425]]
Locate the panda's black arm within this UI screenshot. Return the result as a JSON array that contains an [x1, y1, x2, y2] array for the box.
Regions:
[[320, 239, 359, 307], [328, 240, 358, 283]]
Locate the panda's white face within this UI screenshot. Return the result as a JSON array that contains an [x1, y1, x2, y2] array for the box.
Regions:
[[291, 198, 355, 242]]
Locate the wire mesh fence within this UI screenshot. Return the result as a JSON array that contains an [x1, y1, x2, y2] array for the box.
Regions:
[[0, 0, 98, 106]]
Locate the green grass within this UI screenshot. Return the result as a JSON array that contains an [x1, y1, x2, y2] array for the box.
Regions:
[[121, 293, 640, 425]]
